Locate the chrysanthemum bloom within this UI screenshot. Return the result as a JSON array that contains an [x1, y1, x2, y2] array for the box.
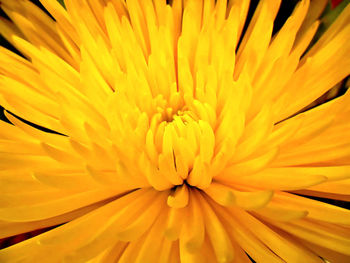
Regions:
[[0, 0, 349, 262]]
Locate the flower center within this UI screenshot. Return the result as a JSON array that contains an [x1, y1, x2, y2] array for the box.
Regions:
[[143, 100, 216, 192]]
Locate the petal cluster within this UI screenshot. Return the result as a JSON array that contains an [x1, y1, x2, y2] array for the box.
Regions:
[[0, 0, 349, 262]]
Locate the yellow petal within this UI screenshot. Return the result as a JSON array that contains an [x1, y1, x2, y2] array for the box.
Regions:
[[167, 184, 189, 208], [204, 182, 273, 210], [270, 219, 350, 255], [235, 207, 323, 263], [227, 167, 327, 191], [179, 190, 205, 253], [197, 192, 234, 263], [274, 192, 350, 225]]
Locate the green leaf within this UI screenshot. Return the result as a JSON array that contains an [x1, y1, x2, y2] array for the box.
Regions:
[[321, 0, 349, 29], [57, 0, 65, 8], [309, 0, 348, 49]]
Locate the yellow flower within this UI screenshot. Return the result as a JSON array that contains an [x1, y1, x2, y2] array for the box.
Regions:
[[0, 0, 349, 262]]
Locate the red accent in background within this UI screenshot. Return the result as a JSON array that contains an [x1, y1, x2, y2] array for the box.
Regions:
[[0, 227, 55, 249], [332, 0, 344, 8]]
